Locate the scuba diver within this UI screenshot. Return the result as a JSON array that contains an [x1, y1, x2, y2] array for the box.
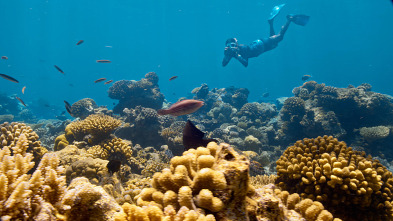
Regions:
[[222, 4, 310, 67]]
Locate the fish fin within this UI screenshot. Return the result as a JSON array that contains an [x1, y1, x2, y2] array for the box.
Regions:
[[157, 109, 167, 115], [268, 4, 286, 21], [183, 120, 205, 150]]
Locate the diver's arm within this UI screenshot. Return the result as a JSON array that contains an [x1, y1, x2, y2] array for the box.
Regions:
[[235, 54, 248, 67], [222, 47, 234, 67]]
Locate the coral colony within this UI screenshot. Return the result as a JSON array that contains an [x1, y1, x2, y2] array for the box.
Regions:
[[2, 72, 393, 220]]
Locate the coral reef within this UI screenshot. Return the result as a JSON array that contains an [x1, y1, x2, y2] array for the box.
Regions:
[[87, 138, 133, 163], [115, 106, 163, 147], [70, 98, 98, 119], [276, 135, 393, 220], [108, 72, 165, 114], [0, 133, 65, 220], [0, 122, 48, 170]]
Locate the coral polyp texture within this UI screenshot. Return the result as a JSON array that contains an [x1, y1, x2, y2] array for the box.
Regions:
[[60, 114, 121, 145], [88, 137, 133, 163], [70, 98, 98, 119], [0, 122, 48, 169], [276, 135, 393, 220], [108, 72, 165, 114]]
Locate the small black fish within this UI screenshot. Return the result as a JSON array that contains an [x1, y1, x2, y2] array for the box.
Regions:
[[64, 100, 73, 116], [302, 74, 311, 81], [0, 73, 19, 83], [76, 40, 84, 45], [15, 96, 27, 107], [183, 120, 217, 150], [54, 65, 64, 74], [94, 78, 106, 83], [107, 159, 121, 174], [169, 76, 178, 81], [262, 92, 269, 98]]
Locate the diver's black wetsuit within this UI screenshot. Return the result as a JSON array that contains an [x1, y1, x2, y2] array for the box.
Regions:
[[222, 18, 292, 67]]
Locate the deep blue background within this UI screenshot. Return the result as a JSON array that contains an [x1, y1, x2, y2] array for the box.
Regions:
[[1, 0, 392, 118]]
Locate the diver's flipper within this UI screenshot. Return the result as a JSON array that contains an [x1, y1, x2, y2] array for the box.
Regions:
[[268, 4, 285, 21], [288, 14, 310, 26]]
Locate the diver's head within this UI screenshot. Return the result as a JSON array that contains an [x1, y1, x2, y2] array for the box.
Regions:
[[226, 38, 238, 48]]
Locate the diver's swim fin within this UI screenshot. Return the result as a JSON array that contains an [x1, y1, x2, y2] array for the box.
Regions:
[[288, 14, 310, 26], [268, 4, 285, 21]]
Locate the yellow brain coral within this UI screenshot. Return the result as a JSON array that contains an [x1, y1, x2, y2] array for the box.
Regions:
[[276, 135, 393, 221], [88, 138, 132, 162]]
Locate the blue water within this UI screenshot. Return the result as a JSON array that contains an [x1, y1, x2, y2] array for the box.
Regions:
[[1, 0, 393, 118]]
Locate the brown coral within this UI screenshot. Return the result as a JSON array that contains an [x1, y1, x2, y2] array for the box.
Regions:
[[83, 114, 122, 143], [88, 138, 132, 163], [276, 135, 393, 220]]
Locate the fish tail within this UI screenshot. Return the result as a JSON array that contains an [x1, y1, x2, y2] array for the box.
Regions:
[[157, 109, 168, 115]]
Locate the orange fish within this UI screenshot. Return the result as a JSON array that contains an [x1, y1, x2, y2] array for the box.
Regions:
[[94, 78, 107, 83], [15, 96, 26, 107], [54, 65, 64, 74], [157, 99, 204, 116], [169, 76, 178, 81], [76, 40, 84, 45], [22, 86, 26, 94], [96, 60, 111, 63], [1, 56, 8, 60], [104, 80, 113, 84]]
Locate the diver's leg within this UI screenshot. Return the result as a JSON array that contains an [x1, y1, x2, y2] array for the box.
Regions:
[[268, 19, 275, 36], [273, 19, 291, 43]]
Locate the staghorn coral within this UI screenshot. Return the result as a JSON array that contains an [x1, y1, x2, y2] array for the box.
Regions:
[[70, 98, 98, 119], [276, 135, 393, 221]]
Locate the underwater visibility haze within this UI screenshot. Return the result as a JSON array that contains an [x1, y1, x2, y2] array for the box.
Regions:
[[1, 0, 393, 220]]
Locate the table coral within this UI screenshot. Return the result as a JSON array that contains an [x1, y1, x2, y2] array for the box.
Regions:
[[276, 135, 393, 220]]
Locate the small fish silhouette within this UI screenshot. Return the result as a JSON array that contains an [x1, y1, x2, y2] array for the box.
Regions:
[[302, 74, 311, 81], [1, 56, 8, 60], [107, 159, 121, 174], [76, 40, 84, 45], [64, 100, 73, 116], [94, 78, 106, 83], [22, 86, 26, 94], [54, 65, 64, 74], [0, 73, 19, 83], [15, 96, 27, 107], [96, 60, 111, 63], [169, 76, 178, 81], [183, 120, 217, 150]]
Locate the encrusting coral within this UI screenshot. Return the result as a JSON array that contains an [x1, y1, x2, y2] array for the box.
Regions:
[[276, 135, 393, 221]]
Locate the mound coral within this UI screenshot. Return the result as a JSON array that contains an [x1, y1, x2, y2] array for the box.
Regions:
[[108, 72, 165, 114], [87, 138, 133, 163], [70, 98, 98, 119], [359, 126, 390, 142], [276, 135, 393, 220], [61, 114, 121, 145]]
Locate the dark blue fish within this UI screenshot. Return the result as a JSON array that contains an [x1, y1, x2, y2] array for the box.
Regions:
[[183, 120, 217, 150], [0, 73, 19, 83]]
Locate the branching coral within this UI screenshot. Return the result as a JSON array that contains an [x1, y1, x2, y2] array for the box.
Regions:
[[88, 138, 132, 163], [0, 122, 48, 171], [276, 135, 393, 220], [0, 133, 66, 220]]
